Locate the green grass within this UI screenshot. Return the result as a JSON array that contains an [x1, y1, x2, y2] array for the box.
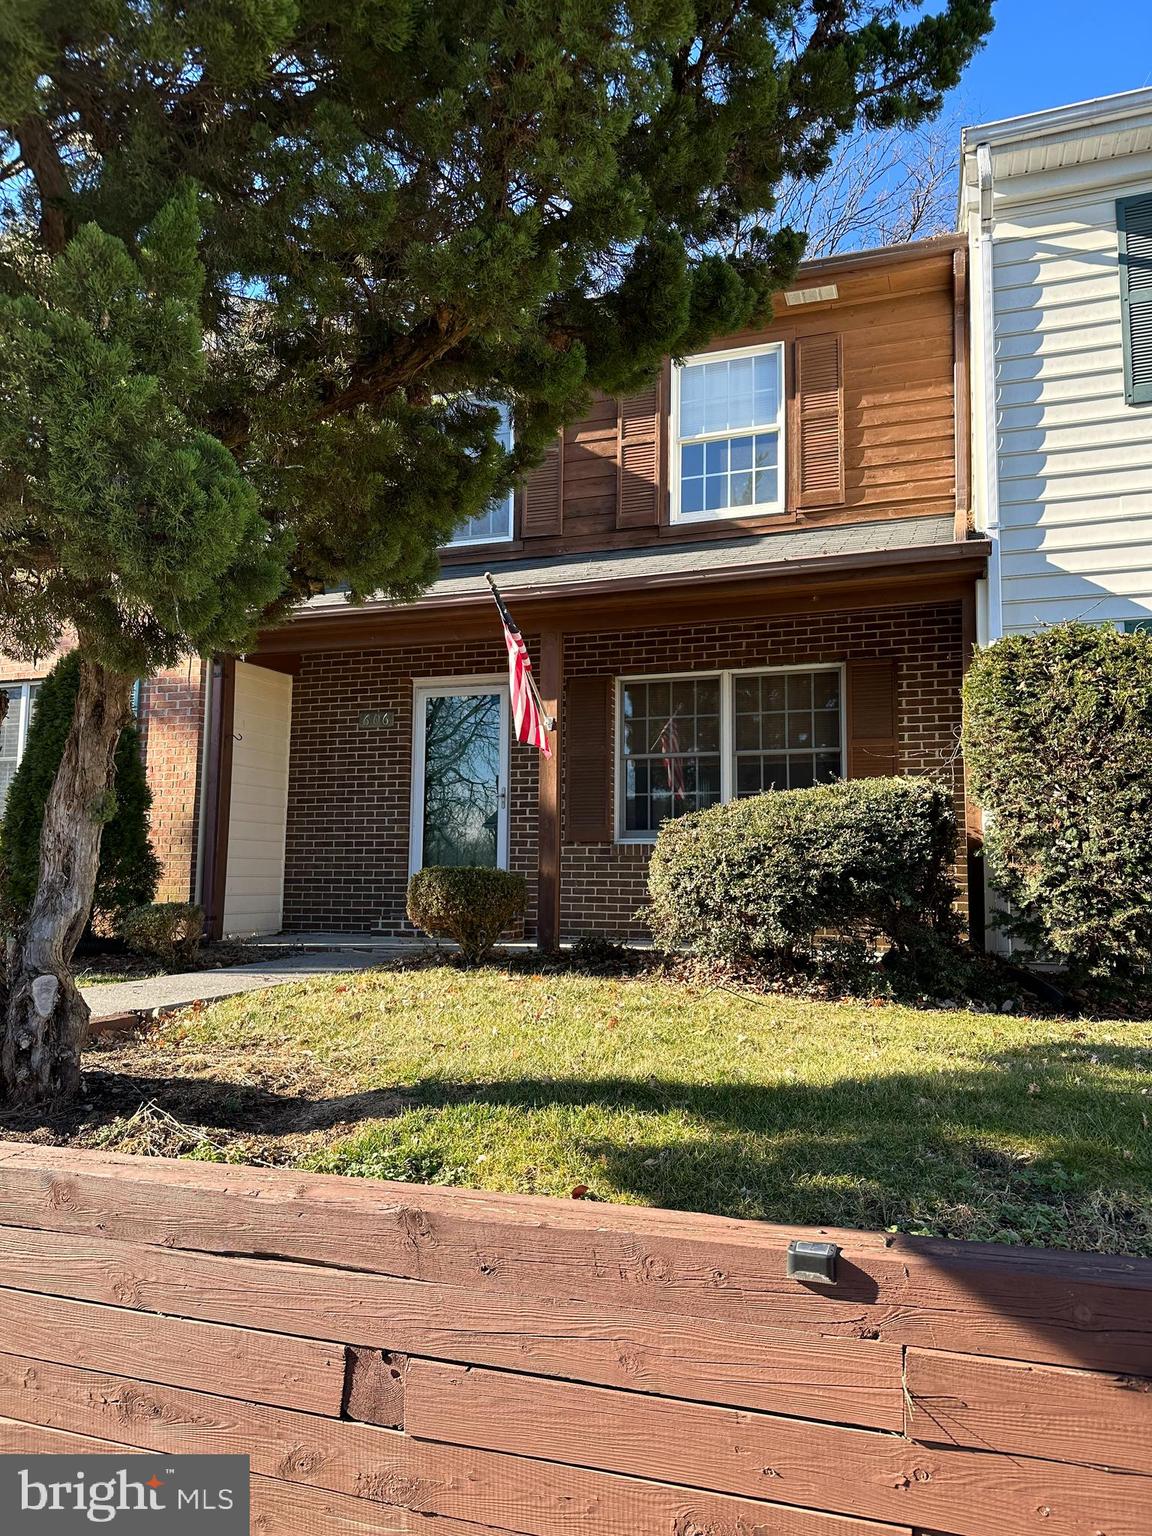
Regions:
[[150, 963, 1152, 1256]]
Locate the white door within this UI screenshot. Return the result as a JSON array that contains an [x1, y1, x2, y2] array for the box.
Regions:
[[410, 680, 510, 873], [223, 662, 293, 936]]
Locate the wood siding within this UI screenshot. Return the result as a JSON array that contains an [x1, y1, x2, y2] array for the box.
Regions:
[[0, 1146, 1148, 1536], [981, 174, 1152, 631], [443, 242, 962, 564]]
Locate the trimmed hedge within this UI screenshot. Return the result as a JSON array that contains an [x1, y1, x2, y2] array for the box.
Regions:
[[962, 621, 1152, 980], [115, 901, 204, 967], [407, 866, 526, 963], [647, 776, 958, 962], [0, 652, 160, 928]]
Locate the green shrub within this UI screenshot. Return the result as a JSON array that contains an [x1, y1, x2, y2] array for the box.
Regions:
[[0, 652, 160, 929], [407, 866, 526, 963], [962, 622, 1152, 981], [115, 901, 204, 967], [647, 777, 958, 963]]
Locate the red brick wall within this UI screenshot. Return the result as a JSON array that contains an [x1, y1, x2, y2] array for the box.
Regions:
[[561, 601, 966, 938], [283, 640, 539, 936], [278, 601, 965, 940], [137, 659, 206, 903]]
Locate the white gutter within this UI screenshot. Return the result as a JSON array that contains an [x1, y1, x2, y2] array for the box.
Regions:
[[192, 657, 214, 906], [975, 140, 1004, 646], [965, 85, 1152, 154]]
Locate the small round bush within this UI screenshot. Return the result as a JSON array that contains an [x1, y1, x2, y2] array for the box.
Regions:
[[962, 621, 1152, 981], [647, 776, 958, 963], [407, 866, 527, 963], [115, 902, 204, 968]]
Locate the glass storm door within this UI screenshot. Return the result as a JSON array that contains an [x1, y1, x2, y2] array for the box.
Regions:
[[412, 683, 509, 871]]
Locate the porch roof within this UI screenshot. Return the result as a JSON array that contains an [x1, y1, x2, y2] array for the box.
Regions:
[[300, 514, 984, 619]]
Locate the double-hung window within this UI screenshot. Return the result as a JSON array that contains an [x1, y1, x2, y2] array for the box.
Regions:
[[618, 667, 843, 839], [0, 682, 40, 808], [447, 403, 515, 546], [672, 343, 785, 521]]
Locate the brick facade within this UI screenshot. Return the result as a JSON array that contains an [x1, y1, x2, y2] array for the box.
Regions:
[[2, 600, 967, 939], [277, 600, 965, 939], [283, 638, 540, 936], [560, 601, 966, 938], [138, 659, 206, 902]]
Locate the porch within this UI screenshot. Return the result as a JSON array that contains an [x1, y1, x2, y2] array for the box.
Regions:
[[200, 516, 989, 946]]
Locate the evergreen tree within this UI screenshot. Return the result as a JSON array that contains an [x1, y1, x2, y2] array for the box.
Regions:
[[0, 1, 992, 1102], [0, 655, 160, 927]]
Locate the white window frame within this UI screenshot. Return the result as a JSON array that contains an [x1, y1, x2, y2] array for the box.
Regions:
[[614, 663, 847, 844], [446, 403, 516, 548], [0, 681, 40, 807], [409, 676, 511, 876], [669, 340, 787, 525]]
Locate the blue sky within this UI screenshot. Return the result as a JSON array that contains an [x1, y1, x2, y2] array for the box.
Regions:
[[948, 0, 1152, 127]]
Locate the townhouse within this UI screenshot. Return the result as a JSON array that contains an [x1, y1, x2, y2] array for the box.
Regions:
[[6, 228, 1001, 947], [960, 88, 1152, 642]]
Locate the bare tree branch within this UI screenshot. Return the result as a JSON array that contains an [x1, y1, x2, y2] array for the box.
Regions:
[[773, 116, 959, 257]]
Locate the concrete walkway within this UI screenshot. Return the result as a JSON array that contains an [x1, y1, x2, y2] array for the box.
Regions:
[[81, 948, 390, 1021]]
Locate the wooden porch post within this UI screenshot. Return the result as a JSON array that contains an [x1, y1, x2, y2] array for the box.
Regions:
[[199, 656, 236, 943], [536, 627, 562, 953]]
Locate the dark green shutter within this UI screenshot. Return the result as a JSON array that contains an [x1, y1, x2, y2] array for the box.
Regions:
[[1118, 194, 1152, 407]]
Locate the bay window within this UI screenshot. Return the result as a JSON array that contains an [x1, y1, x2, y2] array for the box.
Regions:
[[617, 667, 843, 839], [447, 403, 515, 546], [672, 343, 785, 521]]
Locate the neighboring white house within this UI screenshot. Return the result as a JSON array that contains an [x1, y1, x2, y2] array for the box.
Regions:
[[960, 88, 1152, 644]]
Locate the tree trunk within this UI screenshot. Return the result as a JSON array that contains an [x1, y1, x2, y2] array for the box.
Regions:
[[1, 655, 133, 1105]]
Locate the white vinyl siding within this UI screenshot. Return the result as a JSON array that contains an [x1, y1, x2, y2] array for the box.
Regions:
[[986, 190, 1152, 632], [222, 662, 293, 937]]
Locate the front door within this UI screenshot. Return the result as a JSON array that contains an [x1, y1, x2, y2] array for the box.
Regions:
[[411, 681, 510, 872]]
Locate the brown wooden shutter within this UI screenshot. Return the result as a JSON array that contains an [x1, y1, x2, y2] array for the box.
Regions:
[[616, 378, 664, 529], [796, 333, 844, 508], [847, 660, 899, 778], [522, 432, 564, 538], [564, 675, 614, 842]]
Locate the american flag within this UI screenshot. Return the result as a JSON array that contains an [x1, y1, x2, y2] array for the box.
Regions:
[[486, 574, 553, 759], [656, 712, 687, 806]]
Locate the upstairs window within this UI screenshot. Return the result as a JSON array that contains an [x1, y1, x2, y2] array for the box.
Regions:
[[0, 682, 40, 808], [447, 404, 515, 546], [671, 343, 785, 522]]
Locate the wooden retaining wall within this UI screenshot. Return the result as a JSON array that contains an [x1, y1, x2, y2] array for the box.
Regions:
[[0, 1145, 1149, 1534]]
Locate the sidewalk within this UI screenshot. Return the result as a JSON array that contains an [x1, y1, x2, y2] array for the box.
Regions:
[[81, 948, 388, 1022]]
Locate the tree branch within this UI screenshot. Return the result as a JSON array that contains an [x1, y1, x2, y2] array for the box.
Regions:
[[14, 114, 72, 255]]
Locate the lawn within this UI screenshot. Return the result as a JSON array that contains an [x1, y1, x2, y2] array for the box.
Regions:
[[6, 961, 1151, 1256]]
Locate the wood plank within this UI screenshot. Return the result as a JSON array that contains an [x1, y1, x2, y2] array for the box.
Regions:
[[0, 1419, 511, 1536], [0, 1147, 1149, 1375], [0, 1281, 344, 1415], [250, 1475, 522, 1535], [0, 1358, 912, 1536], [345, 1348, 407, 1429], [906, 1348, 1152, 1476], [0, 1224, 903, 1429], [404, 1361, 1152, 1536]]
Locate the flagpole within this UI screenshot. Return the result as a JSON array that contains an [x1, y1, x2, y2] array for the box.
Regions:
[[485, 572, 555, 732]]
